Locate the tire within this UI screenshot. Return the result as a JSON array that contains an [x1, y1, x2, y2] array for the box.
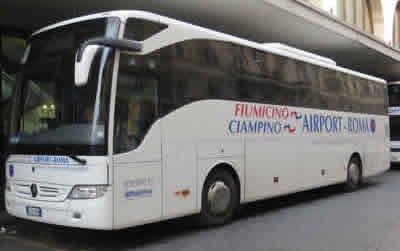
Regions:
[[345, 157, 362, 192], [198, 169, 239, 226]]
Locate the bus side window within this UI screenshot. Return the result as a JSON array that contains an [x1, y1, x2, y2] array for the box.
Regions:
[[383, 85, 389, 113], [159, 40, 240, 116], [113, 54, 159, 154]]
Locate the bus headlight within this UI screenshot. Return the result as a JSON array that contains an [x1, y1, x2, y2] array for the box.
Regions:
[[68, 185, 108, 200]]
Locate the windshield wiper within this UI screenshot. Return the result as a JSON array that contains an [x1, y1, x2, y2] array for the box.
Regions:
[[68, 154, 87, 165], [56, 147, 87, 165]]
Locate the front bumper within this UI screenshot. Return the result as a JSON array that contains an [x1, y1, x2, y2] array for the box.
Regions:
[[5, 189, 113, 230]]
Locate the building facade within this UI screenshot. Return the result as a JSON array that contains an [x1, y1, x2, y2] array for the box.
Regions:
[[304, 0, 400, 48]]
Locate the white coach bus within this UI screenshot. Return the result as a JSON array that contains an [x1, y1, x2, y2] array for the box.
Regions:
[[5, 11, 390, 230], [388, 82, 400, 163]]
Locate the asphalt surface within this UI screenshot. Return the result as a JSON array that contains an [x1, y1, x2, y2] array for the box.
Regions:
[[2, 168, 400, 251]]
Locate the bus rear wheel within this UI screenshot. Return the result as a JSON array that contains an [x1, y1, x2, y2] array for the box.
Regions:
[[198, 169, 239, 226], [345, 157, 362, 192]]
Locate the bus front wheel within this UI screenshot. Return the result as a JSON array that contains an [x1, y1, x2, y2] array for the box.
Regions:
[[345, 157, 362, 192], [198, 169, 239, 226]]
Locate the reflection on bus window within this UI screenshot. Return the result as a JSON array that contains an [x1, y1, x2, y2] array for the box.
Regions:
[[114, 54, 159, 154]]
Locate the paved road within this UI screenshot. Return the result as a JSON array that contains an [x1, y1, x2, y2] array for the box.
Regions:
[[2, 169, 400, 251]]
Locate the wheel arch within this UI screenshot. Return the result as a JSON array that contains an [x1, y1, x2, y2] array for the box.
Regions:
[[205, 162, 241, 194]]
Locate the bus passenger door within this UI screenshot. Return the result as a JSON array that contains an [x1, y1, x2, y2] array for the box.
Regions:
[[112, 53, 162, 228]]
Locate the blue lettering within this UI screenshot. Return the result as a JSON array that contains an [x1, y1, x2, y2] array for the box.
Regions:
[[248, 121, 254, 133], [338, 117, 343, 132], [319, 115, 325, 133], [359, 119, 364, 133], [33, 155, 69, 163], [274, 122, 282, 134], [125, 189, 153, 199], [325, 116, 332, 133], [258, 121, 264, 134], [228, 120, 237, 134], [303, 115, 310, 133], [353, 118, 359, 133], [240, 121, 248, 134], [267, 122, 274, 134], [363, 119, 370, 133], [348, 118, 353, 132], [313, 114, 320, 133], [332, 117, 338, 132]]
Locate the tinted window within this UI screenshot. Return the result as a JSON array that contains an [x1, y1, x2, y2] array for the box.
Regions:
[[389, 84, 400, 106], [156, 39, 386, 116], [159, 40, 239, 116], [390, 116, 400, 141], [114, 53, 159, 154]]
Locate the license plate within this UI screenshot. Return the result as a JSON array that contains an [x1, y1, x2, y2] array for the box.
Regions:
[[26, 206, 42, 217]]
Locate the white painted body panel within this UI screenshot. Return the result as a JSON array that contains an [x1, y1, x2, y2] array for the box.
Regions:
[[5, 156, 113, 229], [161, 101, 389, 203], [6, 187, 113, 229], [6, 155, 108, 186], [7, 10, 390, 230], [112, 100, 389, 229], [113, 121, 162, 228]]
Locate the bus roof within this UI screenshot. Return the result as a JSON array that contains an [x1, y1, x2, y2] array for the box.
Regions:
[[32, 10, 386, 84]]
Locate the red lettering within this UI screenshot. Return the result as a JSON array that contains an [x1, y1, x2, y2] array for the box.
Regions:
[[235, 104, 241, 117], [244, 104, 250, 117], [266, 106, 273, 119], [274, 107, 281, 119], [282, 108, 289, 119], [253, 105, 258, 118], [257, 106, 263, 119]]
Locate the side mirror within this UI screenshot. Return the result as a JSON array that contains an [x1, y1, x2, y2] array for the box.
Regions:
[[74, 45, 101, 86], [74, 38, 142, 86]]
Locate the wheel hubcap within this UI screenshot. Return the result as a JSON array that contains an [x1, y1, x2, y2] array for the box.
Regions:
[[349, 163, 360, 185], [207, 181, 231, 215]]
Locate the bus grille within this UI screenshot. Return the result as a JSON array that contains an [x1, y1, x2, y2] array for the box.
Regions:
[[14, 182, 70, 202]]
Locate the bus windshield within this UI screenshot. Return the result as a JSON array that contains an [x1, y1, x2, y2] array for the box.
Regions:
[[8, 17, 120, 155]]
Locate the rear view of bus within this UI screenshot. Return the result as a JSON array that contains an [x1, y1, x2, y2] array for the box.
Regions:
[[389, 82, 400, 164]]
